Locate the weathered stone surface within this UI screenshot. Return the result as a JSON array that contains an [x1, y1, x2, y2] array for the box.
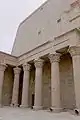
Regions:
[[0, 107, 80, 120]]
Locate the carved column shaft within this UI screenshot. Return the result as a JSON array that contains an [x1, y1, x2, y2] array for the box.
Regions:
[[69, 46, 80, 109], [0, 64, 7, 106], [11, 67, 21, 106], [21, 63, 31, 108], [33, 59, 44, 110], [49, 53, 61, 112]]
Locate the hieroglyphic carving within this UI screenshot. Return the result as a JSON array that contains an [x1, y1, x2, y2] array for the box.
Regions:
[[71, 0, 80, 8]]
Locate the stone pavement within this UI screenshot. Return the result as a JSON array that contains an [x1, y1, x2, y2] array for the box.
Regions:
[[0, 107, 80, 120]]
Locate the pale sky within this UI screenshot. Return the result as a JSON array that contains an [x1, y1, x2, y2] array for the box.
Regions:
[[0, 0, 47, 54]]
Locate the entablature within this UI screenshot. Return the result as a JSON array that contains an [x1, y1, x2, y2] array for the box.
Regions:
[[0, 51, 17, 66], [18, 28, 80, 65]]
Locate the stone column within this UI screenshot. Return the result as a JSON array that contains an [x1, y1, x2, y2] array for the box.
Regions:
[[49, 53, 62, 112], [0, 63, 7, 107], [21, 63, 31, 108], [11, 67, 21, 107], [33, 58, 44, 110], [69, 46, 80, 109]]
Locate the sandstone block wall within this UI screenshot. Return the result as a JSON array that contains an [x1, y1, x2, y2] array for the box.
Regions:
[[2, 66, 14, 106], [60, 53, 76, 109]]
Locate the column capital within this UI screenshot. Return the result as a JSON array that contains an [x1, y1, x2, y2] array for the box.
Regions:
[[48, 53, 61, 63], [13, 67, 21, 74], [23, 63, 31, 71], [69, 46, 80, 57], [34, 58, 44, 68], [0, 63, 7, 71]]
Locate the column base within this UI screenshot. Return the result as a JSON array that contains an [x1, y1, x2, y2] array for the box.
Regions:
[[74, 108, 80, 115], [0, 104, 3, 107], [20, 105, 29, 108], [50, 107, 63, 113], [33, 106, 43, 110], [10, 103, 19, 107]]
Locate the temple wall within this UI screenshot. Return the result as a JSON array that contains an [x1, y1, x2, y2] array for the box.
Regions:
[[2, 66, 14, 106], [12, 0, 72, 56], [60, 54, 76, 109], [42, 61, 51, 108]]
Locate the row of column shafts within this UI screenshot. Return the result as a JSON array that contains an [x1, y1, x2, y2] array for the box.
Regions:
[[0, 46, 80, 112]]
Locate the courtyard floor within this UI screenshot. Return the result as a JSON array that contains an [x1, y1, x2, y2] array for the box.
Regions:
[[0, 107, 80, 120]]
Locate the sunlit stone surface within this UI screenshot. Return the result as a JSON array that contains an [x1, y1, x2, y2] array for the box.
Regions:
[[0, 107, 80, 120]]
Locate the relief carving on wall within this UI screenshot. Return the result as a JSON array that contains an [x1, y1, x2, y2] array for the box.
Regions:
[[57, 0, 80, 27], [71, 0, 80, 8]]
